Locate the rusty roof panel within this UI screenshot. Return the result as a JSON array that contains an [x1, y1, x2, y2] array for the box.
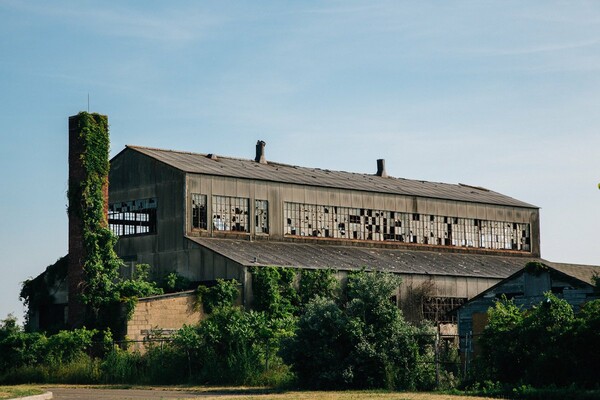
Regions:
[[544, 262, 600, 286], [126, 146, 537, 208], [187, 237, 536, 279]]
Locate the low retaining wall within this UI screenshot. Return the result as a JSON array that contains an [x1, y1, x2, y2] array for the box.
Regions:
[[126, 290, 203, 350]]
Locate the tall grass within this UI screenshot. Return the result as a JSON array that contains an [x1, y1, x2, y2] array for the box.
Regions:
[[0, 355, 101, 384]]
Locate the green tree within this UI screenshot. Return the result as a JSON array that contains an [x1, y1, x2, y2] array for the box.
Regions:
[[520, 294, 575, 386], [282, 296, 350, 388], [298, 268, 339, 306], [283, 271, 421, 390], [479, 295, 525, 383], [479, 293, 579, 386], [250, 266, 298, 317], [572, 299, 600, 385], [196, 279, 239, 314]]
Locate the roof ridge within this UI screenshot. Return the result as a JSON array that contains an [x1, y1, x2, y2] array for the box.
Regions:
[[127, 144, 302, 168], [123, 145, 537, 208], [126, 145, 480, 187]]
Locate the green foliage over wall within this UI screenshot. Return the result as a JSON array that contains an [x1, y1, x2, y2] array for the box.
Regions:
[[298, 268, 339, 306], [195, 279, 240, 314], [68, 112, 122, 320], [250, 266, 298, 317], [160, 271, 191, 293], [20, 256, 68, 330], [479, 293, 600, 387], [0, 314, 111, 383], [115, 264, 163, 320], [250, 266, 339, 317], [282, 271, 426, 390]]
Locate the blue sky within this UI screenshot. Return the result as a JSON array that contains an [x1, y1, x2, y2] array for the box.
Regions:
[[1, 1, 599, 322]]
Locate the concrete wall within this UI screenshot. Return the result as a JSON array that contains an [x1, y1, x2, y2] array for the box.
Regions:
[[126, 291, 203, 350]]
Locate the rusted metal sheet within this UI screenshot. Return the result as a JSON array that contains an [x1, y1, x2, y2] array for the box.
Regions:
[[187, 237, 539, 279], [544, 262, 600, 286]]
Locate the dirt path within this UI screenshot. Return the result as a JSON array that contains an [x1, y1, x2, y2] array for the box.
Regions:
[[45, 387, 500, 400], [47, 387, 206, 399]]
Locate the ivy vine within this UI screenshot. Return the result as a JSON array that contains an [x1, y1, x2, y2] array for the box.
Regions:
[[67, 112, 161, 332], [67, 112, 120, 320]]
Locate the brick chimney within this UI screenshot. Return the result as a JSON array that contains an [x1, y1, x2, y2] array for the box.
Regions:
[[67, 113, 109, 327]]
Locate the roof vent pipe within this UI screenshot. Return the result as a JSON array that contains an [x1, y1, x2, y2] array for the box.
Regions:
[[255, 140, 267, 164], [376, 159, 388, 178]]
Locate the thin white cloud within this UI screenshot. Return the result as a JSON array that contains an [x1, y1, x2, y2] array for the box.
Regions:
[[461, 39, 600, 57], [2, 1, 223, 43]]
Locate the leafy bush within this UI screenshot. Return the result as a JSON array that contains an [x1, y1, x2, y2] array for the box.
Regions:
[[479, 293, 600, 388], [283, 271, 425, 390], [250, 266, 298, 317], [298, 268, 339, 306], [281, 296, 350, 388], [196, 279, 239, 314], [101, 346, 143, 383], [160, 271, 191, 292]]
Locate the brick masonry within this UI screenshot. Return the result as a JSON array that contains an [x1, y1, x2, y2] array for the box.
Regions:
[[67, 113, 109, 328]]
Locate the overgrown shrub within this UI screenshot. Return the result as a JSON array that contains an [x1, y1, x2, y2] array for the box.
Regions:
[[101, 346, 144, 383], [250, 266, 298, 318], [479, 293, 600, 388], [196, 279, 239, 314], [282, 271, 426, 390], [0, 316, 102, 384], [160, 271, 191, 292], [298, 268, 339, 306]]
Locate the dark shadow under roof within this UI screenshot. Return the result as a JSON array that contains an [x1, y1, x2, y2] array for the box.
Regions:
[[124, 145, 537, 208], [187, 237, 538, 279]]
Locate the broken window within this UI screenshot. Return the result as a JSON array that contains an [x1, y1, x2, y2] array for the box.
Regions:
[[109, 198, 157, 237], [282, 201, 531, 252], [212, 195, 249, 232], [191, 194, 207, 230], [422, 297, 466, 324], [255, 199, 269, 234]]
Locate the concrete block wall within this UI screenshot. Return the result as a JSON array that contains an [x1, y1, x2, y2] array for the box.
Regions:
[[126, 291, 203, 347]]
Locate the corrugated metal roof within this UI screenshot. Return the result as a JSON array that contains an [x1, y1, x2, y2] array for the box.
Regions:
[[545, 262, 600, 286], [456, 260, 600, 308], [125, 145, 537, 208], [187, 237, 536, 279]]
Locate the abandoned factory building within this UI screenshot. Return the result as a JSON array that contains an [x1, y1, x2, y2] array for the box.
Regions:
[[107, 137, 543, 324], [30, 113, 571, 334]]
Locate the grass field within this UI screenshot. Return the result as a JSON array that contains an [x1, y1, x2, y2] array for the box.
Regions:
[[0, 386, 44, 399], [186, 391, 499, 400]]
